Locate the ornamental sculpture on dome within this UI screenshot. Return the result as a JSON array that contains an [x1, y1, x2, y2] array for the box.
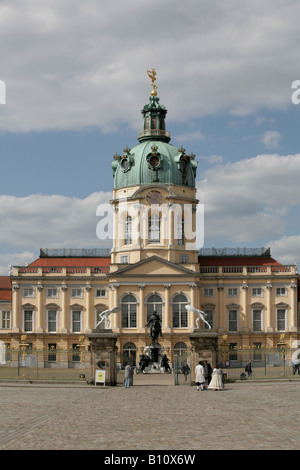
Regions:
[[147, 68, 158, 96]]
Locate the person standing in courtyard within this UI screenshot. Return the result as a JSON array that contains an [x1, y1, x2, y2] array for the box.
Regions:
[[195, 360, 206, 391], [245, 360, 252, 379], [204, 360, 212, 385], [124, 363, 132, 388], [208, 364, 224, 391]]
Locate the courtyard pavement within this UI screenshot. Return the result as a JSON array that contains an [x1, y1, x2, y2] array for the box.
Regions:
[[0, 375, 299, 451]]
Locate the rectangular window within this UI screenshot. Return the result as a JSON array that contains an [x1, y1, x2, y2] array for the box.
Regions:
[[176, 216, 184, 245], [253, 342, 262, 361], [47, 288, 58, 298], [47, 310, 57, 333], [228, 309, 238, 332], [1, 311, 11, 329], [277, 309, 286, 331], [228, 288, 238, 297], [204, 288, 214, 297], [252, 287, 263, 297], [24, 310, 33, 332], [71, 288, 83, 298], [204, 310, 214, 329], [180, 254, 189, 264], [253, 309, 262, 332], [72, 344, 81, 362], [48, 343, 57, 362], [276, 287, 287, 296], [120, 255, 129, 264], [23, 288, 34, 298], [229, 343, 238, 361], [149, 214, 160, 243], [72, 310, 81, 333], [95, 289, 107, 298]]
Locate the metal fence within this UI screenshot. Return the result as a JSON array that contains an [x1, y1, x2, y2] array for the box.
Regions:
[[216, 346, 300, 381], [0, 347, 90, 382]]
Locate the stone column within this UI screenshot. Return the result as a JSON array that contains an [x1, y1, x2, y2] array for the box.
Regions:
[[189, 283, 196, 329], [163, 284, 171, 331], [266, 282, 273, 332], [61, 284, 68, 333], [241, 282, 249, 331], [85, 283, 92, 333], [217, 284, 225, 332], [12, 284, 20, 332], [110, 284, 120, 332], [36, 284, 44, 333], [138, 284, 145, 331], [290, 281, 297, 331]]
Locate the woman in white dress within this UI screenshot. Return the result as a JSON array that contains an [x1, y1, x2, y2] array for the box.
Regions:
[[208, 364, 224, 390]]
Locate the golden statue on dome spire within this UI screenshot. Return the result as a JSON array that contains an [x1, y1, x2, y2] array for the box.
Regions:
[[147, 68, 158, 96]]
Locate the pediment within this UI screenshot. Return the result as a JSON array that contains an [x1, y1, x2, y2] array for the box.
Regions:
[[111, 256, 196, 277]]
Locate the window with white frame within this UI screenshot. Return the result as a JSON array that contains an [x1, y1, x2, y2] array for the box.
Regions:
[[121, 294, 137, 328], [180, 254, 189, 264], [176, 216, 184, 245], [227, 287, 238, 297], [1, 311, 11, 329], [71, 310, 82, 333], [277, 309, 286, 331], [228, 309, 238, 332], [204, 288, 214, 297], [71, 288, 83, 298], [203, 309, 214, 329], [146, 294, 163, 323], [251, 287, 263, 297], [23, 287, 34, 298], [95, 288, 107, 298], [149, 213, 160, 243], [172, 294, 188, 328], [252, 309, 262, 332], [24, 309, 33, 332], [48, 343, 57, 362], [47, 310, 58, 333], [276, 287, 287, 296], [47, 288, 58, 298], [120, 255, 129, 264], [125, 215, 132, 245]]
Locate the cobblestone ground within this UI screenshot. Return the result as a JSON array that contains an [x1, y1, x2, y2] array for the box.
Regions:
[[0, 377, 299, 450]]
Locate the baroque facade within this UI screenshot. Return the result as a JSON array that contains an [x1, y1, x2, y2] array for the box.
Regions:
[[0, 75, 299, 369]]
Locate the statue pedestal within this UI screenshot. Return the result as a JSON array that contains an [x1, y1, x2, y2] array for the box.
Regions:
[[87, 328, 119, 386], [189, 330, 218, 373]]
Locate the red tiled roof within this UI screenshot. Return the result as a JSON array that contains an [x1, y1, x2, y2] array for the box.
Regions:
[[28, 257, 111, 267], [198, 256, 281, 267], [0, 276, 12, 301]]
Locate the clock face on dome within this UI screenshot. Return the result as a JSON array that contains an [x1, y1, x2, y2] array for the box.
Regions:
[[146, 190, 162, 205]]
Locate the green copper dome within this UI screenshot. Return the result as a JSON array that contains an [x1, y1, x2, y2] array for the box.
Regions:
[[112, 92, 197, 190]]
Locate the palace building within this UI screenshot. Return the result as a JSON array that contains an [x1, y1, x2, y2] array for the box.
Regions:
[[0, 72, 299, 371]]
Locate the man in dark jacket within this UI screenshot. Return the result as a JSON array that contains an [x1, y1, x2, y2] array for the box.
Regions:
[[204, 360, 212, 385]]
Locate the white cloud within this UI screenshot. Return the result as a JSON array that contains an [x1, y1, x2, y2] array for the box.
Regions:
[[0, 251, 36, 275], [197, 154, 300, 259], [0, 0, 299, 132], [267, 235, 300, 268], [261, 131, 282, 149], [0, 190, 112, 253]]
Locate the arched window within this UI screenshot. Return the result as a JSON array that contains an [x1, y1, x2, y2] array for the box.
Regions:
[[174, 342, 188, 355], [121, 294, 137, 328], [122, 342, 136, 367], [146, 293, 163, 323], [172, 294, 188, 328], [125, 215, 132, 245], [149, 213, 160, 243]]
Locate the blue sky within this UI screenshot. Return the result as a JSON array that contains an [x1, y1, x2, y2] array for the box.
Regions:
[[0, 0, 299, 273]]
